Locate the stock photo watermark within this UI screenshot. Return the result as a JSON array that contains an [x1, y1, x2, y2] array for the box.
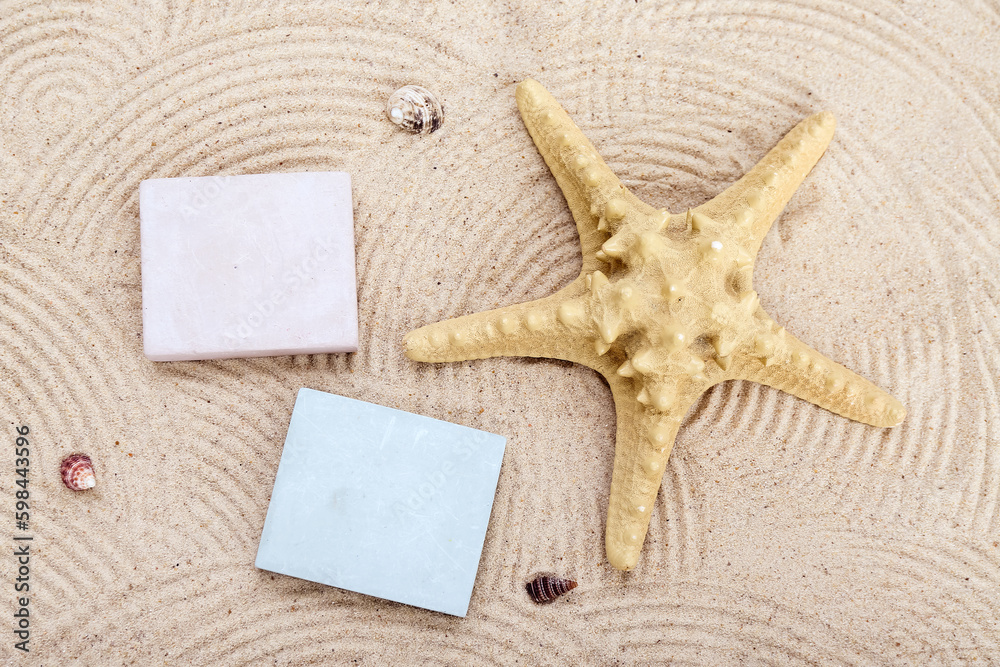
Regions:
[[12, 425, 31, 653], [222, 232, 339, 343], [392, 432, 493, 518], [178, 175, 233, 223]]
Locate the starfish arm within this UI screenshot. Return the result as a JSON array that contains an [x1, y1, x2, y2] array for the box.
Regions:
[[693, 111, 835, 254], [734, 321, 905, 427], [604, 383, 702, 571], [404, 276, 621, 374], [516, 79, 658, 271]]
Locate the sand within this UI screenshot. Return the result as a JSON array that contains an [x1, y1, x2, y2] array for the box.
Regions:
[[1, 0, 998, 664]]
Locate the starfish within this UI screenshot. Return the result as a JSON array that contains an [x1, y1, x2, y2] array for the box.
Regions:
[[404, 79, 905, 571]]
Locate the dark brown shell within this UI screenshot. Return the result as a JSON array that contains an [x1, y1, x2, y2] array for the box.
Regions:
[[60, 453, 96, 491], [526, 574, 577, 604]]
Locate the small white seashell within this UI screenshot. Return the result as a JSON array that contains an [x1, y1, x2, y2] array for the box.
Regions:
[[386, 85, 444, 135]]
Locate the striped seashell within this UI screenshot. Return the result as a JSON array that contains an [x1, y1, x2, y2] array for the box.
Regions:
[[525, 574, 577, 604], [60, 454, 96, 491], [386, 85, 444, 135]]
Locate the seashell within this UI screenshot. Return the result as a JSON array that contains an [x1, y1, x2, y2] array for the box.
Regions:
[[60, 454, 96, 491], [525, 574, 577, 604], [386, 85, 444, 135]]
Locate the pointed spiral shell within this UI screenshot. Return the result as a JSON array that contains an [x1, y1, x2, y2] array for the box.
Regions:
[[60, 454, 96, 491], [386, 85, 443, 134], [526, 574, 577, 604]]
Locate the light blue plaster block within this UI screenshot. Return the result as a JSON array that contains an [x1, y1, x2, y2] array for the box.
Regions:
[[256, 388, 506, 617]]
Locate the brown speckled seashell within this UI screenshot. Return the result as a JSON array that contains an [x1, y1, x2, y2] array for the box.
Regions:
[[526, 574, 577, 604], [386, 85, 443, 134], [60, 454, 96, 491]]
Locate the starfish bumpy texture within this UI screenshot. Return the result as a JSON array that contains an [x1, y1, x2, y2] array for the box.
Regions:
[[404, 79, 905, 571]]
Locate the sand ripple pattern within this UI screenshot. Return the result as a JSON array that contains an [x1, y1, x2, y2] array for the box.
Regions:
[[0, 0, 998, 663]]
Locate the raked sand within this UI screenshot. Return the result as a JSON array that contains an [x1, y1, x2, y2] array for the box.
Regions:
[[0, 1, 998, 664]]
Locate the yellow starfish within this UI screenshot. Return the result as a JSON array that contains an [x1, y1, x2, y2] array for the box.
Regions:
[[404, 79, 905, 571]]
